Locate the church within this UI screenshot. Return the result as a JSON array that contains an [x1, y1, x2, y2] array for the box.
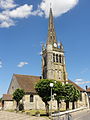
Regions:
[[2, 8, 89, 110]]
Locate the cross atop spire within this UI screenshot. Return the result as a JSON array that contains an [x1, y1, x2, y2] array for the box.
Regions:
[[46, 7, 57, 46]]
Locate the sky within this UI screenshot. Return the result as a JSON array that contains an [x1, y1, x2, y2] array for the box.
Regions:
[[0, 0, 90, 97]]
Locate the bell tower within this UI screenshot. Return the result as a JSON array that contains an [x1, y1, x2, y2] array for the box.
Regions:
[[42, 8, 68, 83]]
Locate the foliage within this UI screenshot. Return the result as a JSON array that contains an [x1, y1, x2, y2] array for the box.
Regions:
[[13, 88, 25, 110], [63, 83, 80, 102], [35, 79, 54, 103], [54, 81, 64, 102], [63, 83, 80, 110], [35, 79, 64, 113], [13, 88, 25, 102], [35, 79, 55, 115], [0, 98, 2, 102]]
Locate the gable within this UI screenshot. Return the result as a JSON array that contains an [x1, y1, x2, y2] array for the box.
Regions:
[[7, 74, 20, 94]]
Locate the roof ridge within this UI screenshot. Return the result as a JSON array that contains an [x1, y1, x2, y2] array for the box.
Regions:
[[14, 74, 40, 77]]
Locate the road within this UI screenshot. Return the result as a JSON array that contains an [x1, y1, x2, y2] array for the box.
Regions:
[[71, 109, 90, 120], [53, 109, 90, 120]]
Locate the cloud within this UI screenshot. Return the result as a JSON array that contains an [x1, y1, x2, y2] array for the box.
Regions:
[[75, 79, 83, 82], [0, 0, 79, 28], [39, 51, 42, 55], [0, 4, 34, 28], [0, 60, 3, 68], [75, 78, 90, 85], [0, 0, 17, 9], [17, 62, 29, 68], [75, 81, 90, 85], [38, 0, 79, 17], [9, 4, 33, 18]]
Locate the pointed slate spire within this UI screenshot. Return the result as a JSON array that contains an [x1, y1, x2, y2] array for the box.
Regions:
[[47, 7, 57, 46]]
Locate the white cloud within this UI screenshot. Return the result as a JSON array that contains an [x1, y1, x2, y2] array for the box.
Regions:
[[0, 0, 79, 28], [0, 4, 34, 27], [0, 60, 3, 68], [17, 62, 29, 68], [9, 4, 33, 18], [38, 0, 79, 17], [75, 78, 90, 85], [75, 81, 90, 85], [0, 0, 17, 9], [39, 51, 42, 55], [75, 79, 83, 82]]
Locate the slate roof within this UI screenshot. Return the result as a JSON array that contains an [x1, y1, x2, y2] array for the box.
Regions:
[[2, 94, 13, 101]]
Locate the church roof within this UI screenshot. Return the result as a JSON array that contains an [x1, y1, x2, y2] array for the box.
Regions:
[[13, 74, 85, 93], [68, 80, 85, 92], [2, 94, 13, 101], [86, 87, 90, 92], [14, 74, 41, 93]]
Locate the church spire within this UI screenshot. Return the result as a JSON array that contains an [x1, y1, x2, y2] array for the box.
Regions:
[[46, 7, 57, 46]]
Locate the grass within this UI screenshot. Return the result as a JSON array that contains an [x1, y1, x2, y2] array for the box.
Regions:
[[6, 109, 66, 117]]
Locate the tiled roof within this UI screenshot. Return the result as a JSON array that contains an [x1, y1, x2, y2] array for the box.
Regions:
[[2, 94, 13, 101], [13, 74, 85, 93], [14, 74, 41, 93], [68, 80, 85, 92], [86, 87, 90, 92]]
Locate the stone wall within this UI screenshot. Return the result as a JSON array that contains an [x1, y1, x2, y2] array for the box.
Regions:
[[3, 101, 16, 110]]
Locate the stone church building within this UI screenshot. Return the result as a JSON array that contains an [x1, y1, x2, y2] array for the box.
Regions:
[[2, 8, 89, 110]]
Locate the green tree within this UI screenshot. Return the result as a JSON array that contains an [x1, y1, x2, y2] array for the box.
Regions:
[[0, 98, 2, 102], [70, 87, 80, 109], [63, 83, 74, 110], [63, 83, 80, 110], [35, 79, 64, 114], [54, 81, 64, 111], [13, 88, 25, 110], [35, 79, 55, 115]]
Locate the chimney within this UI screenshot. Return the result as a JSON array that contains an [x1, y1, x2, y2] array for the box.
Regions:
[[86, 85, 88, 90]]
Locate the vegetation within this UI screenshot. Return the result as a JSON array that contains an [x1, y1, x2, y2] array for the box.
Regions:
[[35, 79, 80, 113], [54, 81, 64, 110], [0, 98, 2, 102], [13, 88, 25, 111], [35, 79, 55, 115], [63, 83, 80, 110]]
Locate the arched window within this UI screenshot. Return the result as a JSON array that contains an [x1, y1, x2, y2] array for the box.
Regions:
[[56, 54, 58, 62], [30, 95, 34, 102], [59, 55, 61, 63], [53, 53, 55, 62]]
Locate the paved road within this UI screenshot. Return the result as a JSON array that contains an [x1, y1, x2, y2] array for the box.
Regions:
[[53, 109, 90, 120], [0, 111, 49, 120], [71, 109, 90, 120]]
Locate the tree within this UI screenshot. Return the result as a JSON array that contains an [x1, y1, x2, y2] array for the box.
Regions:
[[63, 83, 80, 110], [35, 79, 64, 114], [35, 79, 55, 115], [63, 84, 74, 110], [13, 88, 25, 111], [54, 81, 64, 111], [0, 98, 2, 102], [70, 87, 80, 109]]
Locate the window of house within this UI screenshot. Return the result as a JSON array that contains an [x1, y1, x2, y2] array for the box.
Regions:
[[56, 54, 58, 62], [53, 53, 55, 62], [30, 95, 34, 102]]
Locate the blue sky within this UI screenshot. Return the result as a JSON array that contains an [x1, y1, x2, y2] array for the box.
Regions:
[[0, 0, 90, 97]]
